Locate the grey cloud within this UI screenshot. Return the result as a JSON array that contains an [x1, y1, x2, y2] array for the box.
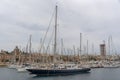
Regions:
[[16, 22, 46, 31], [0, 0, 120, 53]]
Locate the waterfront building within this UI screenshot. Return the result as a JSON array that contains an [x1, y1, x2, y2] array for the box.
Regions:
[[100, 43, 106, 57]]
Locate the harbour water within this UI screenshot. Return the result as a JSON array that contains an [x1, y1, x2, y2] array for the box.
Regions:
[[0, 68, 120, 80]]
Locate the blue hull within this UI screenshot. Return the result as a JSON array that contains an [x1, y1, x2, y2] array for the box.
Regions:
[[27, 68, 91, 76]]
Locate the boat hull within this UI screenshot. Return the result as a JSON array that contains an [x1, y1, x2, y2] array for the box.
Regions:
[[27, 68, 91, 76]]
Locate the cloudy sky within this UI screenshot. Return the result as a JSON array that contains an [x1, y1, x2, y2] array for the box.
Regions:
[[0, 0, 120, 54]]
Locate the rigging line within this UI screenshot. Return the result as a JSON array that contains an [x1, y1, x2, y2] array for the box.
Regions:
[[39, 8, 55, 53], [45, 28, 54, 54], [56, 20, 65, 55], [57, 23, 64, 43]]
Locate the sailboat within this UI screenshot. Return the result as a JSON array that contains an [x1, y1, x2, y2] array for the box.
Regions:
[[26, 5, 91, 76]]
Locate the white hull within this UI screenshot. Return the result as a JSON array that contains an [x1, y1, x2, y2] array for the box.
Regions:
[[8, 65, 20, 69], [17, 67, 30, 72]]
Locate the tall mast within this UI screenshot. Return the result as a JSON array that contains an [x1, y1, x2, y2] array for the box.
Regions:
[[92, 43, 94, 54], [86, 40, 88, 54], [29, 35, 32, 54], [80, 33, 82, 55], [61, 38, 64, 55], [28, 35, 32, 64], [53, 5, 58, 65], [54, 5, 57, 55], [108, 36, 111, 55]]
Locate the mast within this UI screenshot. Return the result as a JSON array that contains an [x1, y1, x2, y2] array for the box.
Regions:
[[53, 5, 58, 64], [54, 5, 57, 56], [73, 45, 76, 62], [86, 40, 88, 54], [61, 39, 64, 55], [29, 35, 32, 64], [108, 36, 110, 55], [80, 33, 82, 55], [29, 35, 32, 54], [92, 43, 94, 54]]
